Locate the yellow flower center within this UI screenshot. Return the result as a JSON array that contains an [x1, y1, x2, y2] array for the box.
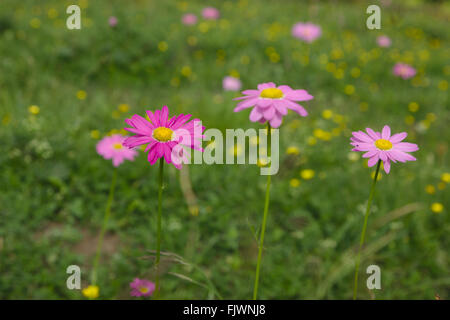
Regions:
[[375, 139, 393, 150], [139, 287, 149, 293], [113, 143, 123, 149], [260, 88, 283, 99], [153, 127, 173, 142]]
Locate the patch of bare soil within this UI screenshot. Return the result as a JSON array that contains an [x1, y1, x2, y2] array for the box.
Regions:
[[33, 222, 120, 258]]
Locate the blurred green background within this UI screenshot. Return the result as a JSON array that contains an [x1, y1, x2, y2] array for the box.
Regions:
[[0, 0, 448, 299]]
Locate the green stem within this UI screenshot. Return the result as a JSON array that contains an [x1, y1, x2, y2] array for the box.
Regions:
[[253, 123, 272, 300], [353, 160, 381, 300], [154, 158, 164, 299], [91, 167, 117, 285]]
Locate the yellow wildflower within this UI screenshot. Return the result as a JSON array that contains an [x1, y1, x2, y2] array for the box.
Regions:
[[408, 102, 419, 113], [290, 178, 300, 188], [30, 18, 41, 29], [441, 173, 450, 183], [82, 285, 99, 299], [344, 85, 355, 95], [425, 185, 435, 195], [322, 109, 333, 119], [118, 104, 130, 113], [158, 41, 168, 52], [76, 90, 87, 100], [28, 105, 40, 115], [90, 130, 100, 139], [300, 169, 315, 180], [286, 146, 300, 155], [181, 66, 192, 77], [430, 203, 443, 214]]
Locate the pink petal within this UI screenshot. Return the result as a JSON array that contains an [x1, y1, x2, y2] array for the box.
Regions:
[[145, 140, 159, 152], [362, 150, 378, 158], [284, 100, 308, 116], [286, 90, 314, 101], [249, 107, 264, 122], [146, 110, 159, 126], [234, 97, 258, 112], [383, 160, 391, 173], [388, 150, 416, 162], [397, 150, 417, 161], [381, 125, 391, 140], [160, 106, 169, 126], [352, 131, 373, 143], [171, 114, 192, 130], [263, 106, 276, 120], [112, 156, 123, 167], [276, 85, 292, 92], [123, 135, 154, 148], [123, 127, 149, 135], [352, 142, 374, 151], [269, 114, 283, 128], [241, 89, 259, 95], [274, 100, 288, 115], [163, 144, 172, 163], [389, 132, 407, 143], [148, 146, 159, 165], [233, 95, 251, 101], [385, 151, 397, 163], [154, 109, 161, 124], [257, 82, 276, 90], [128, 115, 153, 133], [256, 99, 273, 108], [368, 156, 379, 167], [366, 128, 380, 140], [156, 144, 164, 157], [393, 142, 419, 152]]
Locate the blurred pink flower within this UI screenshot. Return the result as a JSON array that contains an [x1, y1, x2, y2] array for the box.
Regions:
[[351, 125, 419, 174], [123, 106, 204, 169], [182, 13, 197, 25], [108, 16, 118, 27], [202, 7, 220, 20], [223, 76, 242, 91], [292, 22, 321, 43], [393, 63, 416, 79], [96, 134, 138, 167], [377, 35, 391, 47], [130, 278, 155, 297], [233, 82, 314, 128]]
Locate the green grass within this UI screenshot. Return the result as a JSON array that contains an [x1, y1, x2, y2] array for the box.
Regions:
[[0, 0, 449, 299]]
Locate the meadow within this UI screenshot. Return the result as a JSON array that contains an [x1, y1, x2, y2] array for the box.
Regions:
[[0, 0, 449, 299]]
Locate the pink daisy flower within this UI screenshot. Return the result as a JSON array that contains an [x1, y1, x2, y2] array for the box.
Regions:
[[291, 22, 322, 43], [96, 134, 138, 167], [182, 13, 197, 26], [123, 106, 204, 169], [351, 125, 419, 174], [202, 7, 220, 20], [108, 16, 118, 27], [130, 278, 155, 297], [233, 82, 314, 128], [222, 76, 242, 92], [377, 35, 391, 47], [393, 63, 416, 79]]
